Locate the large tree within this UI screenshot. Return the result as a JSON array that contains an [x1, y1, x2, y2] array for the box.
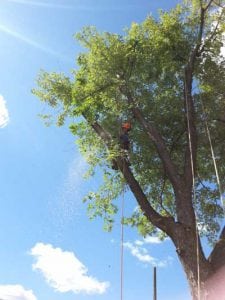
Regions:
[[33, 1, 225, 298]]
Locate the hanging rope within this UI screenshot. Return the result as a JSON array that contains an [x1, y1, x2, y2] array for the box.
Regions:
[[120, 181, 125, 300], [199, 95, 225, 213], [184, 81, 201, 300], [119, 116, 126, 300]]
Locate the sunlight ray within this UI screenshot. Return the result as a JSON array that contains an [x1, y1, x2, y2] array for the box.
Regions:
[[3, 0, 74, 9], [0, 24, 73, 63], [2, 0, 140, 11]]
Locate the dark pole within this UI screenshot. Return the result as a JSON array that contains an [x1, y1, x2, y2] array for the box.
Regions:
[[153, 266, 157, 300]]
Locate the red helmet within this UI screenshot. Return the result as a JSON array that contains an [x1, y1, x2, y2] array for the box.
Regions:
[[122, 122, 131, 131]]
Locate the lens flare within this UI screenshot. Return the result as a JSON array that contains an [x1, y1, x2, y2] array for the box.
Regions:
[[204, 265, 225, 299], [4, 0, 74, 9], [0, 24, 72, 62]]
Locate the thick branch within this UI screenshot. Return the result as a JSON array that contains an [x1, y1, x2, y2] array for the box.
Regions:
[[117, 157, 175, 235], [208, 226, 225, 271], [87, 116, 176, 235], [122, 91, 197, 226], [124, 92, 182, 194]]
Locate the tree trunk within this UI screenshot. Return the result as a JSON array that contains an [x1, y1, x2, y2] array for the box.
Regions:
[[173, 223, 225, 300], [204, 228, 225, 300], [173, 225, 211, 299]]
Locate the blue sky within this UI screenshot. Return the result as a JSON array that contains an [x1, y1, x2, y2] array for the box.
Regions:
[[0, 1, 194, 299]]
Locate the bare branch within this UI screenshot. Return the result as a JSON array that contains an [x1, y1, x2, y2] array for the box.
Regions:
[[212, 0, 225, 8], [201, 8, 225, 52], [204, 0, 215, 11]]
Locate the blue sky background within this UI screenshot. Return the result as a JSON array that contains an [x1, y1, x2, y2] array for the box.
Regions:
[[0, 1, 195, 299]]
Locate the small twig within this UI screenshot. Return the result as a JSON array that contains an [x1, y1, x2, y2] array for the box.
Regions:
[[197, 173, 211, 190], [158, 176, 171, 216], [200, 8, 225, 53], [204, 0, 214, 11], [213, 0, 225, 8]]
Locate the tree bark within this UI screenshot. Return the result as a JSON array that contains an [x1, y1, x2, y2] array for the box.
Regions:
[[170, 219, 225, 300]]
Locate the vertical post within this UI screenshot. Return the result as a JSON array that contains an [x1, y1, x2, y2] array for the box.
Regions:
[[153, 266, 157, 300]]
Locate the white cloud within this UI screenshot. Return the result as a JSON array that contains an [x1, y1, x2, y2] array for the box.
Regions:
[[30, 243, 109, 295], [134, 240, 144, 246], [0, 95, 9, 128], [124, 242, 158, 265], [124, 237, 172, 268], [143, 236, 163, 244], [0, 284, 37, 300]]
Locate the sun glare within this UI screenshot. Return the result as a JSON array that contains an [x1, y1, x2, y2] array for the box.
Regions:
[[3, 0, 74, 9], [0, 24, 72, 62]]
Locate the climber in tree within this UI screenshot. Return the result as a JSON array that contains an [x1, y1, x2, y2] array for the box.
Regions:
[[112, 121, 131, 170], [120, 121, 131, 150]]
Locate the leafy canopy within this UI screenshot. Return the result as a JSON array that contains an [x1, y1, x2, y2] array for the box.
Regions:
[[33, 1, 225, 243]]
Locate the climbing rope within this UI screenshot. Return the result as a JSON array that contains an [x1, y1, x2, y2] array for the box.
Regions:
[[200, 95, 225, 213], [198, 91, 225, 299], [184, 81, 201, 300], [119, 118, 126, 300], [120, 181, 125, 300]]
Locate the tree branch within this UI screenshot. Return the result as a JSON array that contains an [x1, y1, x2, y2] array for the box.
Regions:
[[86, 115, 176, 235], [183, 4, 207, 184], [158, 176, 172, 216], [119, 90, 198, 226], [208, 226, 225, 271], [123, 91, 182, 194], [204, 0, 215, 11], [213, 0, 225, 8], [199, 8, 225, 55]]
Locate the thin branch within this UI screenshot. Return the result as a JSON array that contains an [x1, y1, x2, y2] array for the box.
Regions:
[[76, 81, 116, 103], [169, 130, 186, 158], [204, 0, 215, 11], [212, 0, 225, 8], [158, 176, 172, 216], [200, 8, 225, 54], [197, 174, 211, 190]]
